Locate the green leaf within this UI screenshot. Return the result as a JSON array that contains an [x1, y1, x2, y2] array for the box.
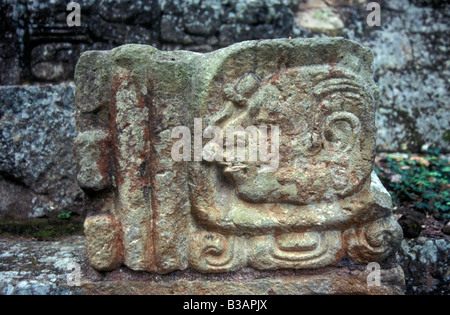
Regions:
[[58, 211, 72, 220]]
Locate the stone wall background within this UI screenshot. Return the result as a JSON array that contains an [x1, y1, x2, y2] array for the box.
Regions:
[[0, 0, 448, 219], [0, 85, 80, 219]]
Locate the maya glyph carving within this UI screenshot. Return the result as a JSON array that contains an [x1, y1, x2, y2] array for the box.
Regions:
[[75, 38, 403, 274]]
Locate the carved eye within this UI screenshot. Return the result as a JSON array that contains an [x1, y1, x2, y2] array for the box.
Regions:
[[235, 73, 261, 98], [323, 112, 360, 152], [224, 73, 261, 106]]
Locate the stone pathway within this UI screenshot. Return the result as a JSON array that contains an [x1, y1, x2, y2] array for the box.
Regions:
[[0, 236, 86, 295]]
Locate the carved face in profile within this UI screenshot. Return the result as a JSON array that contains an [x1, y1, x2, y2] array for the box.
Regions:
[[215, 65, 376, 205]]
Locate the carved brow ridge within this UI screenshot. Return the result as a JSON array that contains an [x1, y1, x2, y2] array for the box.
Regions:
[[313, 78, 366, 100]]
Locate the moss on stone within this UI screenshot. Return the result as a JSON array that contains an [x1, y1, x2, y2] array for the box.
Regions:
[[443, 130, 450, 142], [0, 218, 84, 240]]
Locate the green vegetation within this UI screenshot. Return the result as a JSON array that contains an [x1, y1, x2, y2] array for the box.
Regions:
[[375, 148, 450, 220], [443, 130, 450, 142], [57, 210, 72, 220]]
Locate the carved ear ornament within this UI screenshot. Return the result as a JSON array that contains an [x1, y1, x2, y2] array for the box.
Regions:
[[323, 111, 361, 152]]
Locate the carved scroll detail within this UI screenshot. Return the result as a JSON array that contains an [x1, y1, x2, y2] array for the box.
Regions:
[[76, 40, 401, 274], [249, 231, 343, 270], [189, 231, 247, 273], [344, 216, 403, 263]]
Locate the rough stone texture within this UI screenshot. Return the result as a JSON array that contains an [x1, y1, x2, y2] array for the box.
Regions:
[[0, 85, 83, 219], [2, 235, 448, 295], [160, 0, 296, 51], [73, 38, 404, 294], [0, 0, 297, 83], [82, 261, 405, 295], [83, 214, 123, 271], [0, 1, 22, 85], [0, 236, 406, 295], [397, 237, 450, 295], [0, 236, 86, 295], [347, 0, 450, 153], [292, 0, 450, 153], [0, 1, 446, 294], [0, 0, 448, 219]]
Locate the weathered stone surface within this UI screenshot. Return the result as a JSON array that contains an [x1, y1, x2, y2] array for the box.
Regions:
[[357, 2, 450, 153], [1, 0, 296, 84], [0, 236, 86, 295], [396, 237, 450, 295], [0, 236, 408, 295], [0, 2, 445, 216], [295, 0, 346, 35], [82, 261, 405, 295], [74, 37, 404, 294], [3, 235, 448, 295], [443, 222, 450, 236], [0, 85, 83, 219], [1, 0, 448, 154], [0, 1, 22, 85], [74, 130, 111, 191], [84, 214, 123, 271]]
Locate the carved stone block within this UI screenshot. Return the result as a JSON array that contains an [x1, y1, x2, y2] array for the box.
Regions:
[[74, 38, 404, 293]]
